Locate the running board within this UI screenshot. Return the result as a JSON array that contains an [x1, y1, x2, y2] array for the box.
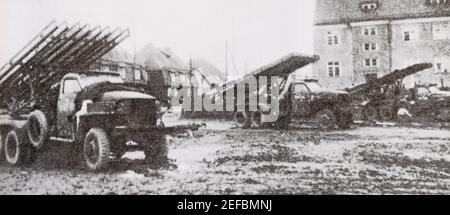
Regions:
[[50, 136, 75, 143]]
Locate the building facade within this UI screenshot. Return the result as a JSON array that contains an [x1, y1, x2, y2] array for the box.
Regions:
[[92, 59, 147, 84], [314, 0, 450, 89]]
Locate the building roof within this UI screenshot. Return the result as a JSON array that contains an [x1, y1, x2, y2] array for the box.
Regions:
[[315, 0, 450, 25], [136, 43, 189, 71]]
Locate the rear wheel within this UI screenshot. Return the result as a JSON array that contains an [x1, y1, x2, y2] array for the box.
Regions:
[[144, 135, 168, 166], [4, 129, 35, 166], [379, 106, 394, 121], [250, 111, 263, 129], [0, 131, 4, 162], [316, 109, 337, 131], [364, 106, 379, 122], [274, 115, 291, 130], [337, 112, 353, 129], [26, 110, 49, 149], [83, 128, 111, 171], [234, 111, 251, 129]]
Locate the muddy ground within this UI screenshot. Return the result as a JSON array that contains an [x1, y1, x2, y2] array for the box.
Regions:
[[1, 111, 449, 195]]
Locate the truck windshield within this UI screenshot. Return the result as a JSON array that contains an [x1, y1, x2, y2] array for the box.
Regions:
[[305, 82, 323, 92], [79, 74, 124, 88]]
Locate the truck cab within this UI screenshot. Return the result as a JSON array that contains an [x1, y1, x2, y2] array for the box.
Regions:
[[291, 79, 349, 117], [281, 79, 353, 130], [55, 72, 125, 138]]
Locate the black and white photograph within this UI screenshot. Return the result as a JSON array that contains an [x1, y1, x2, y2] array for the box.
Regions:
[[0, 0, 449, 199]]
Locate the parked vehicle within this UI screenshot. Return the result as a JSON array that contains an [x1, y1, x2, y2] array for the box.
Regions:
[[402, 84, 450, 122], [346, 63, 433, 122], [0, 21, 199, 171], [222, 54, 351, 130], [283, 79, 353, 130]]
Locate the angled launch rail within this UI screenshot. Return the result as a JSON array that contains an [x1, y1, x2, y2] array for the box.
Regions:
[[0, 21, 129, 113], [218, 53, 320, 95], [347, 63, 433, 98]]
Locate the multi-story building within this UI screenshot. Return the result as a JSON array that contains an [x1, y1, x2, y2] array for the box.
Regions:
[[314, 0, 450, 89]]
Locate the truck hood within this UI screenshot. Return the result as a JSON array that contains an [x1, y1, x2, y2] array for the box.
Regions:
[[75, 82, 156, 110], [432, 91, 450, 97], [101, 91, 155, 101], [315, 88, 348, 96]]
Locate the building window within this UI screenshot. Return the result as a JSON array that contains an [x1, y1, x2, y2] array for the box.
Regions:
[[363, 43, 378, 51], [426, 0, 449, 7], [119, 68, 126, 79], [403, 27, 419, 42], [327, 62, 341, 77], [363, 27, 377, 36], [364, 58, 379, 67], [327, 32, 339, 45], [433, 22, 450, 40], [134, 69, 142, 80], [360, 1, 379, 12], [404, 31, 410, 41]]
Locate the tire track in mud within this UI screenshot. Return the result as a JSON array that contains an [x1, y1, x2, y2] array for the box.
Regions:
[[0, 125, 449, 194]]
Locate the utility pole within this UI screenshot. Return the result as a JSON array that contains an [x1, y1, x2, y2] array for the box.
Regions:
[[225, 42, 229, 83], [189, 57, 194, 87]]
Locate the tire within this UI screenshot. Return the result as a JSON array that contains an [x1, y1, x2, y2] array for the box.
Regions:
[[4, 129, 35, 166], [316, 109, 337, 131], [144, 135, 168, 166], [250, 112, 263, 129], [83, 128, 111, 171], [364, 106, 379, 122], [274, 115, 291, 130], [379, 106, 394, 121], [337, 112, 353, 129], [0, 131, 4, 162], [234, 111, 251, 129], [26, 110, 49, 149]]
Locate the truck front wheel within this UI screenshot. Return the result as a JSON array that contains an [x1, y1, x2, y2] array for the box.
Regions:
[[234, 111, 251, 129], [83, 128, 111, 171], [337, 112, 353, 129], [274, 116, 291, 130], [316, 109, 337, 131], [4, 130, 35, 166], [364, 106, 379, 122], [250, 112, 264, 129]]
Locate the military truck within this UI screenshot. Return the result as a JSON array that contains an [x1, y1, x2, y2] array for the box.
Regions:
[[235, 78, 353, 130], [0, 21, 196, 171], [284, 79, 353, 130], [212, 54, 352, 130], [346, 63, 433, 122]]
